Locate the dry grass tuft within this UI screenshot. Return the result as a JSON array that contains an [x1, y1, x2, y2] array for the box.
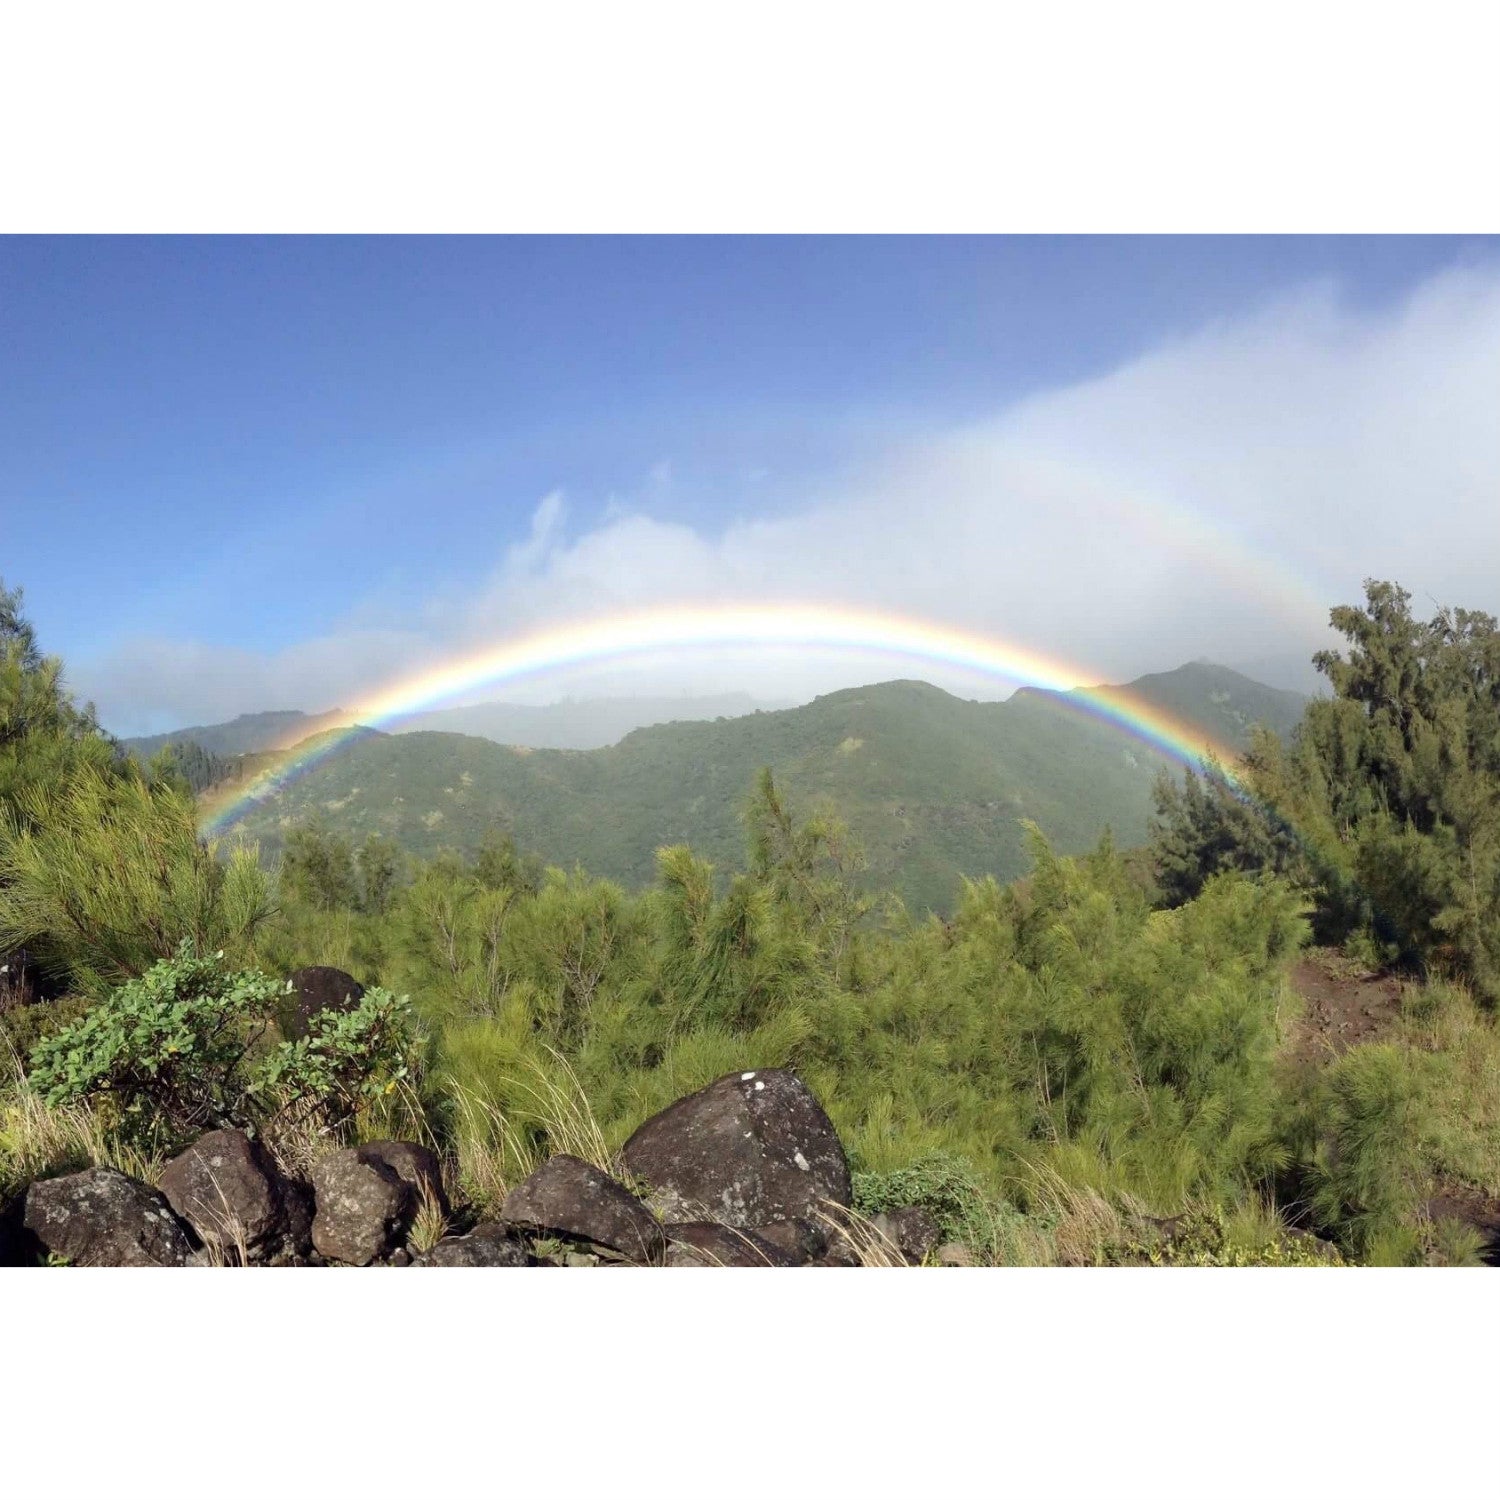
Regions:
[[813, 1201, 911, 1267], [407, 1178, 450, 1256], [449, 1047, 614, 1217], [0, 1049, 161, 1191], [1014, 1160, 1140, 1266], [449, 1086, 528, 1215], [189, 1176, 255, 1267], [512, 1047, 612, 1172]]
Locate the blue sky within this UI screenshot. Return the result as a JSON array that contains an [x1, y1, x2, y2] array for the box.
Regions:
[[2, 235, 1497, 732]]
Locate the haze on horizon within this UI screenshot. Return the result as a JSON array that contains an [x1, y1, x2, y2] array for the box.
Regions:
[[3, 235, 1497, 738]]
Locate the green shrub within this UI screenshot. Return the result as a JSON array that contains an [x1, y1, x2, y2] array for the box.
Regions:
[[258, 985, 415, 1140], [1112, 1205, 1341, 1266], [1308, 1043, 1433, 1255], [853, 1151, 1015, 1258], [27, 943, 412, 1149], [0, 994, 90, 1063]]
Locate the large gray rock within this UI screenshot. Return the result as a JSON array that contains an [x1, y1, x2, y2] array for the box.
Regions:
[[354, 1141, 448, 1217], [21, 1168, 193, 1266], [283, 966, 364, 1040], [870, 1206, 942, 1265], [500, 1155, 665, 1264], [664, 1222, 797, 1267], [311, 1148, 411, 1265], [417, 1224, 531, 1267], [158, 1128, 287, 1260], [934, 1242, 976, 1267], [621, 1069, 851, 1232], [750, 1217, 822, 1265]]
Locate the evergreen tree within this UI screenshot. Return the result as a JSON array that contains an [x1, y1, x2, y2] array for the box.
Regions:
[[151, 740, 235, 796], [356, 832, 403, 914], [0, 580, 115, 830], [1149, 744, 1300, 906], [280, 818, 358, 911], [1150, 579, 1500, 997], [472, 825, 543, 894]]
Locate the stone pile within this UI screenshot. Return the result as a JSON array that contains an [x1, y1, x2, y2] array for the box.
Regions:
[[1, 1068, 967, 1268]]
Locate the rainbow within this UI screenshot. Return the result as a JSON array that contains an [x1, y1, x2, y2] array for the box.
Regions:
[[199, 603, 1246, 837]]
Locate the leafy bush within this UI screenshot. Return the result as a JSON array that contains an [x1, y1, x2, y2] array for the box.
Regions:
[[0, 1054, 159, 1199], [258, 984, 415, 1140], [1111, 1205, 1341, 1266], [853, 1151, 1012, 1257], [26, 943, 412, 1148], [0, 994, 90, 1063]]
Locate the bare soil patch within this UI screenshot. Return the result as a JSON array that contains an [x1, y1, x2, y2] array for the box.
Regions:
[[1286, 946, 1406, 1065]]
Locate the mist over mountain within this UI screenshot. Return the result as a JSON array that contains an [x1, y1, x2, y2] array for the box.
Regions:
[[387, 692, 793, 749], [120, 692, 792, 759], [1222, 652, 1331, 698], [121, 708, 354, 759], [1020, 660, 1312, 748]]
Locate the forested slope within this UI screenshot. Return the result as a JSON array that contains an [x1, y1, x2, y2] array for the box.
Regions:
[[220, 663, 1304, 912]]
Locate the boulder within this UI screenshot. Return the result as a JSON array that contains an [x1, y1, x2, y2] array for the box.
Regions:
[[499, 1154, 665, 1264], [355, 1140, 448, 1217], [870, 1206, 942, 1265], [0, 947, 44, 1012], [417, 1224, 530, 1267], [621, 1069, 851, 1232], [311, 1148, 411, 1265], [664, 1222, 797, 1267], [934, 1242, 976, 1267], [813, 1204, 864, 1266], [21, 1168, 193, 1266], [158, 1128, 287, 1259], [268, 1177, 315, 1265], [750, 1217, 822, 1265], [282, 966, 364, 1040]]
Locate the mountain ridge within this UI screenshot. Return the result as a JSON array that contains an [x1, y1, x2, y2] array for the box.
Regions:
[[120, 692, 792, 757], [209, 660, 1307, 914]]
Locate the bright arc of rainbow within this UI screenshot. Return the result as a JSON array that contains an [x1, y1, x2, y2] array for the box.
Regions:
[[199, 603, 1243, 837]]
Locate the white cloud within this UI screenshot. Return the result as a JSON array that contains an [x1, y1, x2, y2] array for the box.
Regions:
[[80, 262, 1500, 735]]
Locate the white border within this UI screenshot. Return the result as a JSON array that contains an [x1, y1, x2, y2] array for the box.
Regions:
[[2, 1267, 1495, 1496], [0, 2, 1496, 230]]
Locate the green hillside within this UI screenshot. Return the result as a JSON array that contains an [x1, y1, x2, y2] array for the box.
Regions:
[[220, 662, 1304, 914]]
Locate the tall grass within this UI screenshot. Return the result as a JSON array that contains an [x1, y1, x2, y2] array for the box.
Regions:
[[445, 1046, 613, 1214], [0, 1050, 161, 1195]]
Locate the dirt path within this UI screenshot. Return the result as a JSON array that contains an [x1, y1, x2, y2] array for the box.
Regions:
[[1285, 948, 1405, 1065]]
